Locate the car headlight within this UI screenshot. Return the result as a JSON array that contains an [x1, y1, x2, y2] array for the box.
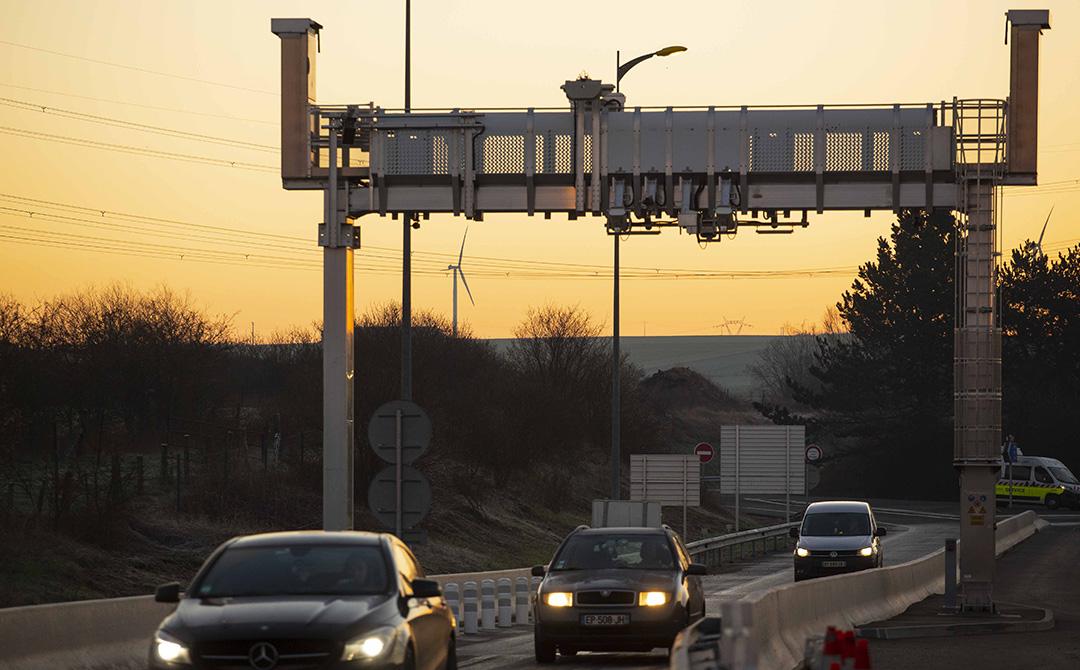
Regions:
[[859, 546, 875, 557], [544, 592, 573, 607], [342, 626, 397, 661], [795, 547, 810, 558], [638, 591, 669, 607], [154, 630, 191, 664]]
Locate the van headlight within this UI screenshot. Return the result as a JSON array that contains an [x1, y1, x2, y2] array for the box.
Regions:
[[342, 626, 397, 661], [859, 546, 875, 557], [795, 547, 810, 558], [154, 630, 191, 664]]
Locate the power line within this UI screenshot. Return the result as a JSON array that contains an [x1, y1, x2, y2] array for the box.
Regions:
[[0, 125, 277, 172], [0, 82, 277, 125], [0, 96, 278, 152], [0, 39, 277, 96]]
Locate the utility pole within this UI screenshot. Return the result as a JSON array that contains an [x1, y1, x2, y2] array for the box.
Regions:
[[401, 0, 413, 402], [611, 229, 620, 500]]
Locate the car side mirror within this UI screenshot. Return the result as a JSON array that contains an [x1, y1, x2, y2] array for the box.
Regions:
[[154, 582, 181, 603], [686, 563, 708, 576], [531, 565, 546, 577], [788, 527, 800, 538], [873, 527, 887, 537], [411, 579, 442, 599]]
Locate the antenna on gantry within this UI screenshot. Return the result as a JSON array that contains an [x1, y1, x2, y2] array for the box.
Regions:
[[447, 228, 474, 337]]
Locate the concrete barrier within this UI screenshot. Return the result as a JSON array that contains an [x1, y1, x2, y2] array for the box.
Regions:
[[496, 578, 513, 627], [462, 581, 479, 635], [676, 510, 1046, 670], [515, 576, 531, 624], [444, 582, 461, 631], [480, 579, 497, 629]]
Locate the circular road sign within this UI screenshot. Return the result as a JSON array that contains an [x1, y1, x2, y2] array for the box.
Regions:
[[805, 444, 823, 463], [367, 465, 432, 530], [368, 400, 432, 465], [694, 442, 715, 463]]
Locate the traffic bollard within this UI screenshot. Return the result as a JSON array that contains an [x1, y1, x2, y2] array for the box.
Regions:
[[530, 576, 542, 624], [515, 577, 530, 625], [444, 582, 461, 631], [480, 579, 496, 629], [497, 578, 513, 627], [462, 581, 479, 634]]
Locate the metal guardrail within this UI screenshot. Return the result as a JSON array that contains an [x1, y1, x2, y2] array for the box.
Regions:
[[686, 521, 800, 567]]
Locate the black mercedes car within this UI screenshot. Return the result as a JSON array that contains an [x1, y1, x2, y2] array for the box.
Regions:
[[531, 525, 707, 662], [148, 531, 455, 670]]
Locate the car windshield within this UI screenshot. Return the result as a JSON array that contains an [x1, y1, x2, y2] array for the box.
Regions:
[[801, 512, 871, 537], [1050, 467, 1079, 485], [551, 534, 675, 571], [194, 545, 390, 598]]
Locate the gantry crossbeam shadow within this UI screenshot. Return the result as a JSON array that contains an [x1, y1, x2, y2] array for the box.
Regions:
[[271, 9, 1050, 613]]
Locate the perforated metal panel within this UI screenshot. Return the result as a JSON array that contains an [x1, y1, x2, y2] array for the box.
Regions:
[[382, 130, 461, 176], [900, 128, 925, 170], [479, 134, 525, 174], [825, 131, 863, 171]]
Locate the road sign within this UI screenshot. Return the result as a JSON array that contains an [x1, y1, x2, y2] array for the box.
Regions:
[[694, 442, 714, 463], [805, 444, 823, 463], [368, 465, 432, 530], [368, 400, 432, 465]]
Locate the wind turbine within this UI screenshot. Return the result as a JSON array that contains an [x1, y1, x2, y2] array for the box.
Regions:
[[447, 228, 474, 337], [1035, 205, 1054, 257]]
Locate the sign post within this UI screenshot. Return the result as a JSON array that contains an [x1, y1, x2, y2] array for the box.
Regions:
[[368, 400, 433, 542]]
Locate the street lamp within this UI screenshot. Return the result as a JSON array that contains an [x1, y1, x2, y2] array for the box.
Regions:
[[616, 46, 687, 93], [610, 45, 687, 501]]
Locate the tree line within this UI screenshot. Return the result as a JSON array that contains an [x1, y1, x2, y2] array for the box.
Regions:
[[0, 288, 657, 537], [754, 209, 1080, 498]]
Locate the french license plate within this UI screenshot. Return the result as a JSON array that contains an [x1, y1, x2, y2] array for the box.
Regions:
[[581, 614, 629, 626], [821, 560, 846, 568]]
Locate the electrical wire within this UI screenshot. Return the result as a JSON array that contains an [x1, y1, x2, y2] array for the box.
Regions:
[[0, 96, 277, 152], [0, 125, 277, 172], [0, 82, 277, 125], [0, 39, 277, 96]]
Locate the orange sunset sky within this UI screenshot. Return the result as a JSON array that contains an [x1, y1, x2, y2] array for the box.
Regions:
[[1, 0, 1078, 338]]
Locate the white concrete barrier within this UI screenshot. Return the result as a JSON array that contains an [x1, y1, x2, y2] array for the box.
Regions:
[[480, 579, 497, 629], [443, 582, 461, 631], [515, 576, 531, 624], [496, 578, 513, 627], [462, 581, 479, 635], [676, 510, 1046, 670]]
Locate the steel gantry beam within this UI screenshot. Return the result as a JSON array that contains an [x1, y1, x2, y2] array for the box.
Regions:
[[271, 9, 1050, 611]]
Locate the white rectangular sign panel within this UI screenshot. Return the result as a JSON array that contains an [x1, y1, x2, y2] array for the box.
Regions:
[[629, 454, 701, 507], [718, 425, 805, 496]]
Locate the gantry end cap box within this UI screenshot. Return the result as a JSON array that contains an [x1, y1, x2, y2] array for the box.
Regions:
[[1004, 9, 1051, 185], [271, 18, 321, 182]]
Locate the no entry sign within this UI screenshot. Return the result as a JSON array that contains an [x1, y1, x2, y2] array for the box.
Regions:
[[694, 442, 714, 463]]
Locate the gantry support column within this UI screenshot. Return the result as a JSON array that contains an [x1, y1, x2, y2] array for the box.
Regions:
[[954, 178, 1001, 611]]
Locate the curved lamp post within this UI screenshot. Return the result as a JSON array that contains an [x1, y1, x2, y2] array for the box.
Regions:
[[616, 46, 687, 92], [610, 45, 687, 500]]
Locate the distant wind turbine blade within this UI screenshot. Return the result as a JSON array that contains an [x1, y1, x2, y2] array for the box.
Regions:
[[1037, 205, 1054, 253], [458, 227, 468, 267], [458, 269, 475, 305]]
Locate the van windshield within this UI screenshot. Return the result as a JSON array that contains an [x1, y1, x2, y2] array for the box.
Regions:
[[1050, 467, 1079, 485], [801, 512, 871, 537]]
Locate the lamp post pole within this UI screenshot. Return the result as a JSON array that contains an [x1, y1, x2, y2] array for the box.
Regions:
[[609, 44, 686, 501]]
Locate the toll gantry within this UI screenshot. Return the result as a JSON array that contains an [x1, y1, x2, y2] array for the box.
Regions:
[[272, 9, 1050, 612]]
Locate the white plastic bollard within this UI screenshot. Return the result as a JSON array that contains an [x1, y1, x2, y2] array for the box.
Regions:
[[515, 577, 530, 625], [462, 581, 479, 634], [530, 576, 543, 624], [444, 582, 461, 631], [480, 579, 497, 629], [497, 578, 513, 627]]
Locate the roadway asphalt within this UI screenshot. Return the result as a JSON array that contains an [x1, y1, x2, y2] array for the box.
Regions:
[[457, 506, 966, 669], [871, 522, 1080, 670]]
